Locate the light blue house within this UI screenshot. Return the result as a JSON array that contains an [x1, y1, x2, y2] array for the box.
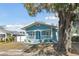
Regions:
[[22, 22, 58, 44]]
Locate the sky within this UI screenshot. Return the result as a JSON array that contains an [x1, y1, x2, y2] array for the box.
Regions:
[[0, 3, 59, 28]]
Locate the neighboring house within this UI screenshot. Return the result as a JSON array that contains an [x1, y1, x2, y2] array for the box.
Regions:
[[0, 26, 26, 42], [0, 26, 10, 41], [10, 30, 26, 42], [5, 25, 27, 42], [71, 20, 79, 36], [22, 22, 58, 44]]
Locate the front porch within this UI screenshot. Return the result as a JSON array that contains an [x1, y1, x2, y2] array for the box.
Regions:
[[26, 29, 53, 43]]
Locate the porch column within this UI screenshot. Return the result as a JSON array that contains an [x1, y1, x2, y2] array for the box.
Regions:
[[34, 31, 36, 39], [40, 30, 42, 43], [20, 36, 21, 42], [51, 27, 53, 39]]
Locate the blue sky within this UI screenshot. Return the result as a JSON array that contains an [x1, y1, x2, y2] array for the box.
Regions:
[[0, 3, 59, 26]]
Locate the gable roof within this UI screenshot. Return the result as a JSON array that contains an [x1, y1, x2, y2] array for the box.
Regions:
[[0, 26, 26, 36], [22, 22, 57, 30], [0, 26, 10, 33]]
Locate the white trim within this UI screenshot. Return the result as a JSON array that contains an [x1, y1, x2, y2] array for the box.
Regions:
[[51, 27, 53, 39], [26, 29, 51, 32], [34, 31, 36, 39]]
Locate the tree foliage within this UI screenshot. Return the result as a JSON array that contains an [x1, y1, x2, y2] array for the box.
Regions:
[[24, 3, 78, 17]]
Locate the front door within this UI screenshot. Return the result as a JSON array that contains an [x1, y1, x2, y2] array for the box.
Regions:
[[36, 31, 41, 39]]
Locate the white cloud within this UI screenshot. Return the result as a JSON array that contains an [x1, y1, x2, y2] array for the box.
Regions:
[[45, 15, 59, 20], [45, 12, 59, 20], [5, 25, 25, 31]]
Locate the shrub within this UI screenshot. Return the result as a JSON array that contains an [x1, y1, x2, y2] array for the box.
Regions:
[[28, 40, 31, 42], [6, 33, 15, 42], [0, 38, 5, 42], [72, 36, 79, 42], [44, 39, 49, 42]]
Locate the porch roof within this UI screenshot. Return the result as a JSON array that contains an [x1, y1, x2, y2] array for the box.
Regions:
[[22, 22, 57, 30]]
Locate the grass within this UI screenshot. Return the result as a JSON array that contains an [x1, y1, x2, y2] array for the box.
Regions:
[[0, 42, 25, 51]]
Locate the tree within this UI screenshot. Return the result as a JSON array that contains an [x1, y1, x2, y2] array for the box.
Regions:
[[24, 3, 79, 55]]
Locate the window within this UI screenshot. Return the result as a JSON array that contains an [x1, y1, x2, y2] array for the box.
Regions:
[[42, 30, 51, 36], [42, 30, 51, 39], [22, 32, 25, 34], [21, 32, 25, 34], [27, 31, 35, 39]]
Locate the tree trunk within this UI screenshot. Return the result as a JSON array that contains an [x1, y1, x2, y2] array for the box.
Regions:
[[65, 12, 73, 53], [56, 11, 72, 55]]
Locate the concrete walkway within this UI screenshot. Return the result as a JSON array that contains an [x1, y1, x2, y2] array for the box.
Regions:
[[0, 49, 24, 56], [0, 49, 42, 56]]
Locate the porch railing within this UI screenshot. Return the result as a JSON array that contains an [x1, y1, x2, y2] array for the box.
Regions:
[[41, 35, 51, 39]]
